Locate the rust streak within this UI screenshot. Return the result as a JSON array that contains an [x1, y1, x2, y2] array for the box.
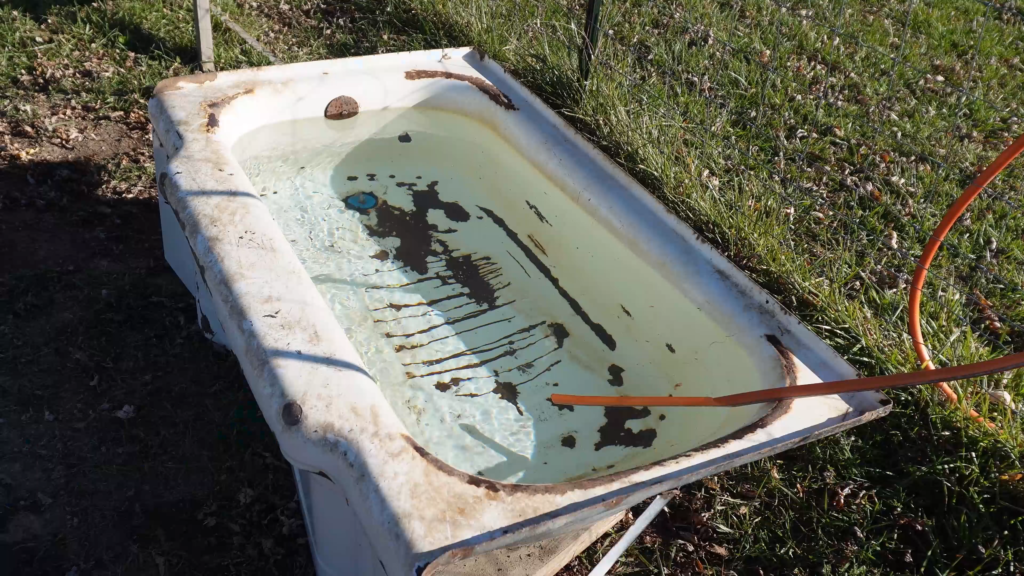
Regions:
[[202, 88, 254, 132], [371, 292, 468, 312], [153, 71, 218, 95], [394, 317, 514, 352], [404, 322, 546, 367], [766, 334, 799, 387], [374, 309, 437, 323], [404, 69, 518, 110], [527, 234, 548, 257], [366, 274, 448, 290], [408, 333, 548, 379], [385, 302, 515, 339], [434, 377, 466, 392], [496, 341, 560, 376], [480, 207, 615, 350], [525, 200, 551, 225], [403, 332, 538, 369], [506, 250, 531, 277], [513, 359, 562, 387]]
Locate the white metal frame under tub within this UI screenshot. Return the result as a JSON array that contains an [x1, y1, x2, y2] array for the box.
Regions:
[[148, 47, 890, 575]]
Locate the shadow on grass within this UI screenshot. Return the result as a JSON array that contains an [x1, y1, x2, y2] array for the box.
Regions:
[[110, 13, 198, 66], [5, 0, 95, 20], [0, 157, 312, 574]]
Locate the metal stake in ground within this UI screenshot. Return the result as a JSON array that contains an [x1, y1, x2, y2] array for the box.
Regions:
[[579, 0, 604, 83], [193, 0, 215, 72]]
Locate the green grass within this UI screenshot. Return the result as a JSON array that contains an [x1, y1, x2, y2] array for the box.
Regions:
[[3, 0, 1024, 573]]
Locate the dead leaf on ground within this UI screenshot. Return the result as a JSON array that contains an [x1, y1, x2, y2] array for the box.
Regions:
[[707, 543, 729, 557]]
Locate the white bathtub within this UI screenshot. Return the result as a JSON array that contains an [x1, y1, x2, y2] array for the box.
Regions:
[[149, 47, 889, 575]]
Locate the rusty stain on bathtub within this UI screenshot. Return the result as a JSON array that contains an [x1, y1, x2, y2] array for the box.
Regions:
[[480, 207, 616, 351], [363, 180, 470, 275], [434, 377, 466, 393], [607, 364, 625, 387], [548, 398, 574, 412], [384, 303, 514, 340], [413, 335, 538, 379], [549, 323, 569, 348], [202, 88, 254, 132], [506, 250, 531, 277], [492, 381, 523, 415], [765, 334, 799, 388], [393, 317, 514, 353], [527, 234, 548, 257], [153, 71, 218, 94], [348, 181, 597, 388], [595, 407, 657, 450], [404, 69, 518, 111], [404, 322, 545, 368], [525, 200, 551, 225]]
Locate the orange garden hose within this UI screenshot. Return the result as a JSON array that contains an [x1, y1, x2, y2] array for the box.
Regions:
[[551, 134, 1024, 416]]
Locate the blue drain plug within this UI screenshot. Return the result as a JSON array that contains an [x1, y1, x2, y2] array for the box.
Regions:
[[344, 191, 378, 213]]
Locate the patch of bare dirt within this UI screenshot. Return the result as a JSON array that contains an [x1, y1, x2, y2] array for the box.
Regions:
[[0, 95, 160, 276]]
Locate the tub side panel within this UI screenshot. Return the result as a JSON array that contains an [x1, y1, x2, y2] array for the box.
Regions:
[[294, 468, 388, 576], [155, 133, 230, 347]]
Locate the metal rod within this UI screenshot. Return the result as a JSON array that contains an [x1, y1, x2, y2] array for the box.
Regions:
[[587, 492, 673, 576], [579, 0, 604, 82], [193, 0, 215, 72]]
